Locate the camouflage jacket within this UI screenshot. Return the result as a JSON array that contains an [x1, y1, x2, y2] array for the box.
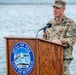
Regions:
[[43, 16, 76, 60]]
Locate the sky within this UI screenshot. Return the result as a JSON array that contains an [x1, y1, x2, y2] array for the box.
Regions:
[[0, 0, 76, 4]]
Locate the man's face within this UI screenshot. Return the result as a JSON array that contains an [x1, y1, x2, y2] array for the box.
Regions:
[[53, 6, 65, 18]]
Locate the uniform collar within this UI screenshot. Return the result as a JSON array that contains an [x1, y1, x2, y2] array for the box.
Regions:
[[55, 15, 66, 25]]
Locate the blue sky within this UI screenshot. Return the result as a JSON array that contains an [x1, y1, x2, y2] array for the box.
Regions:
[[0, 0, 76, 4]]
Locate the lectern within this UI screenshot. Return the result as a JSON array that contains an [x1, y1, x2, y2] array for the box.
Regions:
[[5, 37, 64, 75]]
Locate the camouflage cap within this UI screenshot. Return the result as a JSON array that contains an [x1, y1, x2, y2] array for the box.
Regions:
[[52, 0, 66, 8]]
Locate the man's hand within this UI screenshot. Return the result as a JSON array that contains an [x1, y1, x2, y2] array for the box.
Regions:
[[52, 39, 62, 45]]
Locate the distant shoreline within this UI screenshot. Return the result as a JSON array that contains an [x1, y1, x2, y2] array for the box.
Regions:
[[0, 3, 76, 5]]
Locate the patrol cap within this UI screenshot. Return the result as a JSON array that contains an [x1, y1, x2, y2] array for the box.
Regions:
[[52, 0, 66, 8]]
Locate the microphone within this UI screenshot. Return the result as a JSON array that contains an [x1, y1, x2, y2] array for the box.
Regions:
[[36, 23, 52, 37], [38, 23, 52, 32]]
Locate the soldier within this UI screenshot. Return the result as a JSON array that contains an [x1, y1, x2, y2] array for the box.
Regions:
[[43, 0, 76, 75]]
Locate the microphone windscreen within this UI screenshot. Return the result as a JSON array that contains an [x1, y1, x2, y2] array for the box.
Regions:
[[47, 23, 52, 28]]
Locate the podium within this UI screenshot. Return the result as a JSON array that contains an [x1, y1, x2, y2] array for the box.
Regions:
[[5, 37, 64, 75]]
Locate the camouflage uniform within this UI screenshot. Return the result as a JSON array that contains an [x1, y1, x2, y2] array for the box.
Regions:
[[43, 16, 76, 75]]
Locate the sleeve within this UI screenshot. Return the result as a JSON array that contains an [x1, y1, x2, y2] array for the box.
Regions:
[[42, 28, 50, 40], [42, 19, 54, 40], [42, 30, 47, 40], [60, 20, 76, 47]]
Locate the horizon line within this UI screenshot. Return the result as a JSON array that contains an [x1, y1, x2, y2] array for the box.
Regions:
[[0, 2, 76, 5]]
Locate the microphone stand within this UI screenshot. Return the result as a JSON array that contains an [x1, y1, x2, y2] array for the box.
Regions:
[[36, 23, 52, 38], [36, 28, 46, 38], [36, 30, 40, 38]]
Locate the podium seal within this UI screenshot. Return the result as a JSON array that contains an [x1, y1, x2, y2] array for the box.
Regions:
[[10, 42, 34, 75]]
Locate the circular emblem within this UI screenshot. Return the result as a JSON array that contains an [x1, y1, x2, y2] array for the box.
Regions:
[[10, 42, 34, 75]]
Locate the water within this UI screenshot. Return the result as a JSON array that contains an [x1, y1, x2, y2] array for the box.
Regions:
[[0, 5, 76, 75]]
